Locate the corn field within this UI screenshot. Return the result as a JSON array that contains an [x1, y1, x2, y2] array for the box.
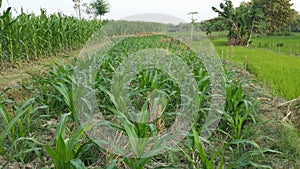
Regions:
[[0, 30, 282, 168], [0, 8, 298, 167], [0, 8, 102, 63]]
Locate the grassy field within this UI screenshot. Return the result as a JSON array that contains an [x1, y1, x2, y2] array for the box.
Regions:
[[251, 33, 300, 56], [211, 37, 300, 100]]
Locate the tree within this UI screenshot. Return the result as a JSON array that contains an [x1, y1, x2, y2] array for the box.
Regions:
[[211, 0, 264, 46], [83, 2, 94, 19], [251, 0, 294, 34], [198, 18, 226, 32], [291, 10, 300, 32], [89, 0, 110, 21], [236, 2, 265, 45], [73, 0, 83, 19]]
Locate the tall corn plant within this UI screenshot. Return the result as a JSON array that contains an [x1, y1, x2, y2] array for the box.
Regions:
[[0, 8, 102, 64]]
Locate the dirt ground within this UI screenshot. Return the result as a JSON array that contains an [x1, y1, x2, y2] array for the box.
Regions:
[[0, 50, 79, 90]]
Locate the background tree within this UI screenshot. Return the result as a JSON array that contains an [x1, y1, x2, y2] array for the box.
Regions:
[[83, 2, 94, 19], [198, 17, 226, 32], [211, 0, 237, 44], [251, 0, 294, 34], [237, 2, 265, 45], [291, 10, 300, 32], [211, 0, 264, 46], [73, 0, 83, 19], [89, 0, 109, 21]]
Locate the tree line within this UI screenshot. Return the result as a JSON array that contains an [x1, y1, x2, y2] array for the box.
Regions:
[[198, 0, 299, 46]]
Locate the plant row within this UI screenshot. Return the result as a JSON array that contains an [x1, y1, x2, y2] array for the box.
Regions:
[[0, 8, 103, 63], [0, 34, 279, 168]]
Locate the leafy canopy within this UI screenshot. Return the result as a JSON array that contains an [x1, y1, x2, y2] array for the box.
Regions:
[[211, 0, 264, 46], [90, 0, 110, 19]]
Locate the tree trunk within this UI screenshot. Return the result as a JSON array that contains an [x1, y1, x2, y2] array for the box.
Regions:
[[78, 5, 81, 19], [226, 37, 239, 46]]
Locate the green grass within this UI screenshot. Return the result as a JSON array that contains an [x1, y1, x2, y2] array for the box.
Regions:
[[251, 33, 300, 55], [211, 37, 300, 100]]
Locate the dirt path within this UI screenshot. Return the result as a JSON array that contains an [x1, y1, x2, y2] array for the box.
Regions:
[[0, 50, 79, 90]]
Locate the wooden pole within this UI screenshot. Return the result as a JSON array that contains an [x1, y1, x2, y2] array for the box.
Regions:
[[244, 55, 247, 74]]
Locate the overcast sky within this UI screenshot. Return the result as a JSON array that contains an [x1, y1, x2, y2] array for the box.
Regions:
[[1, 0, 300, 22]]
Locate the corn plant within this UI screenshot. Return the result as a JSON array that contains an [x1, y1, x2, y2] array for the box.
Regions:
[[181, 126, 224, 169], [29, 63, 78, 121], [0, 8, 102, 64], [0, 98, 47, 162], [221, 79, 256, 140], [185, 125, 279, 169], [225, 139, 280, 168], [97, 85, 171, 168], [88, 34, 210, 169], [44, 113, 92, 169]]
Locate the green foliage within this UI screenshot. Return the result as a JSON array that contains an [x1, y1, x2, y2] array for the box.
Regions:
[[0, 8, 102, 64], [89, 0, 110, 20], [94, 34, 208, 168], [0, 31, 291, 168], [211, 0, 264, 46], [223, 80, 256, 140], [181, 75, 276, 169], [29, 62, 77, 119], [191, 126, 224, 169], [99, 20, 167, 36], [252, 0, 294, 34], [211, 0, 296, 44], [0, 98, 47, 162], [226, 139, 280, 168], [44, 113, 92, 169], [198, 18, 226, 33], [291, 11, 300, 32]]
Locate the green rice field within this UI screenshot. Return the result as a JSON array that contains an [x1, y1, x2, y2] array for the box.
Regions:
[[212, 35, 300, 100]]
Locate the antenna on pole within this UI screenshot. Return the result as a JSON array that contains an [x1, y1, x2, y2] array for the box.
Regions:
[[188, 12, 198, 24], [188, 12, 198, 41]]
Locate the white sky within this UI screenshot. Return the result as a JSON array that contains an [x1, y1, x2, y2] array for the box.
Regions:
[[1, 0, 300, 22]]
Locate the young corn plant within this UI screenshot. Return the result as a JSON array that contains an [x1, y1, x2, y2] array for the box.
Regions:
[[180, 126, 224, 169], [44, 113, 92, 169], [0, 98, 47, 162], [29, 63, 78, 122], [98, 86, 171, 169], [222, 80, 256, 140], [217, 72, 280, 168], [225, 139, 280, 168]]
